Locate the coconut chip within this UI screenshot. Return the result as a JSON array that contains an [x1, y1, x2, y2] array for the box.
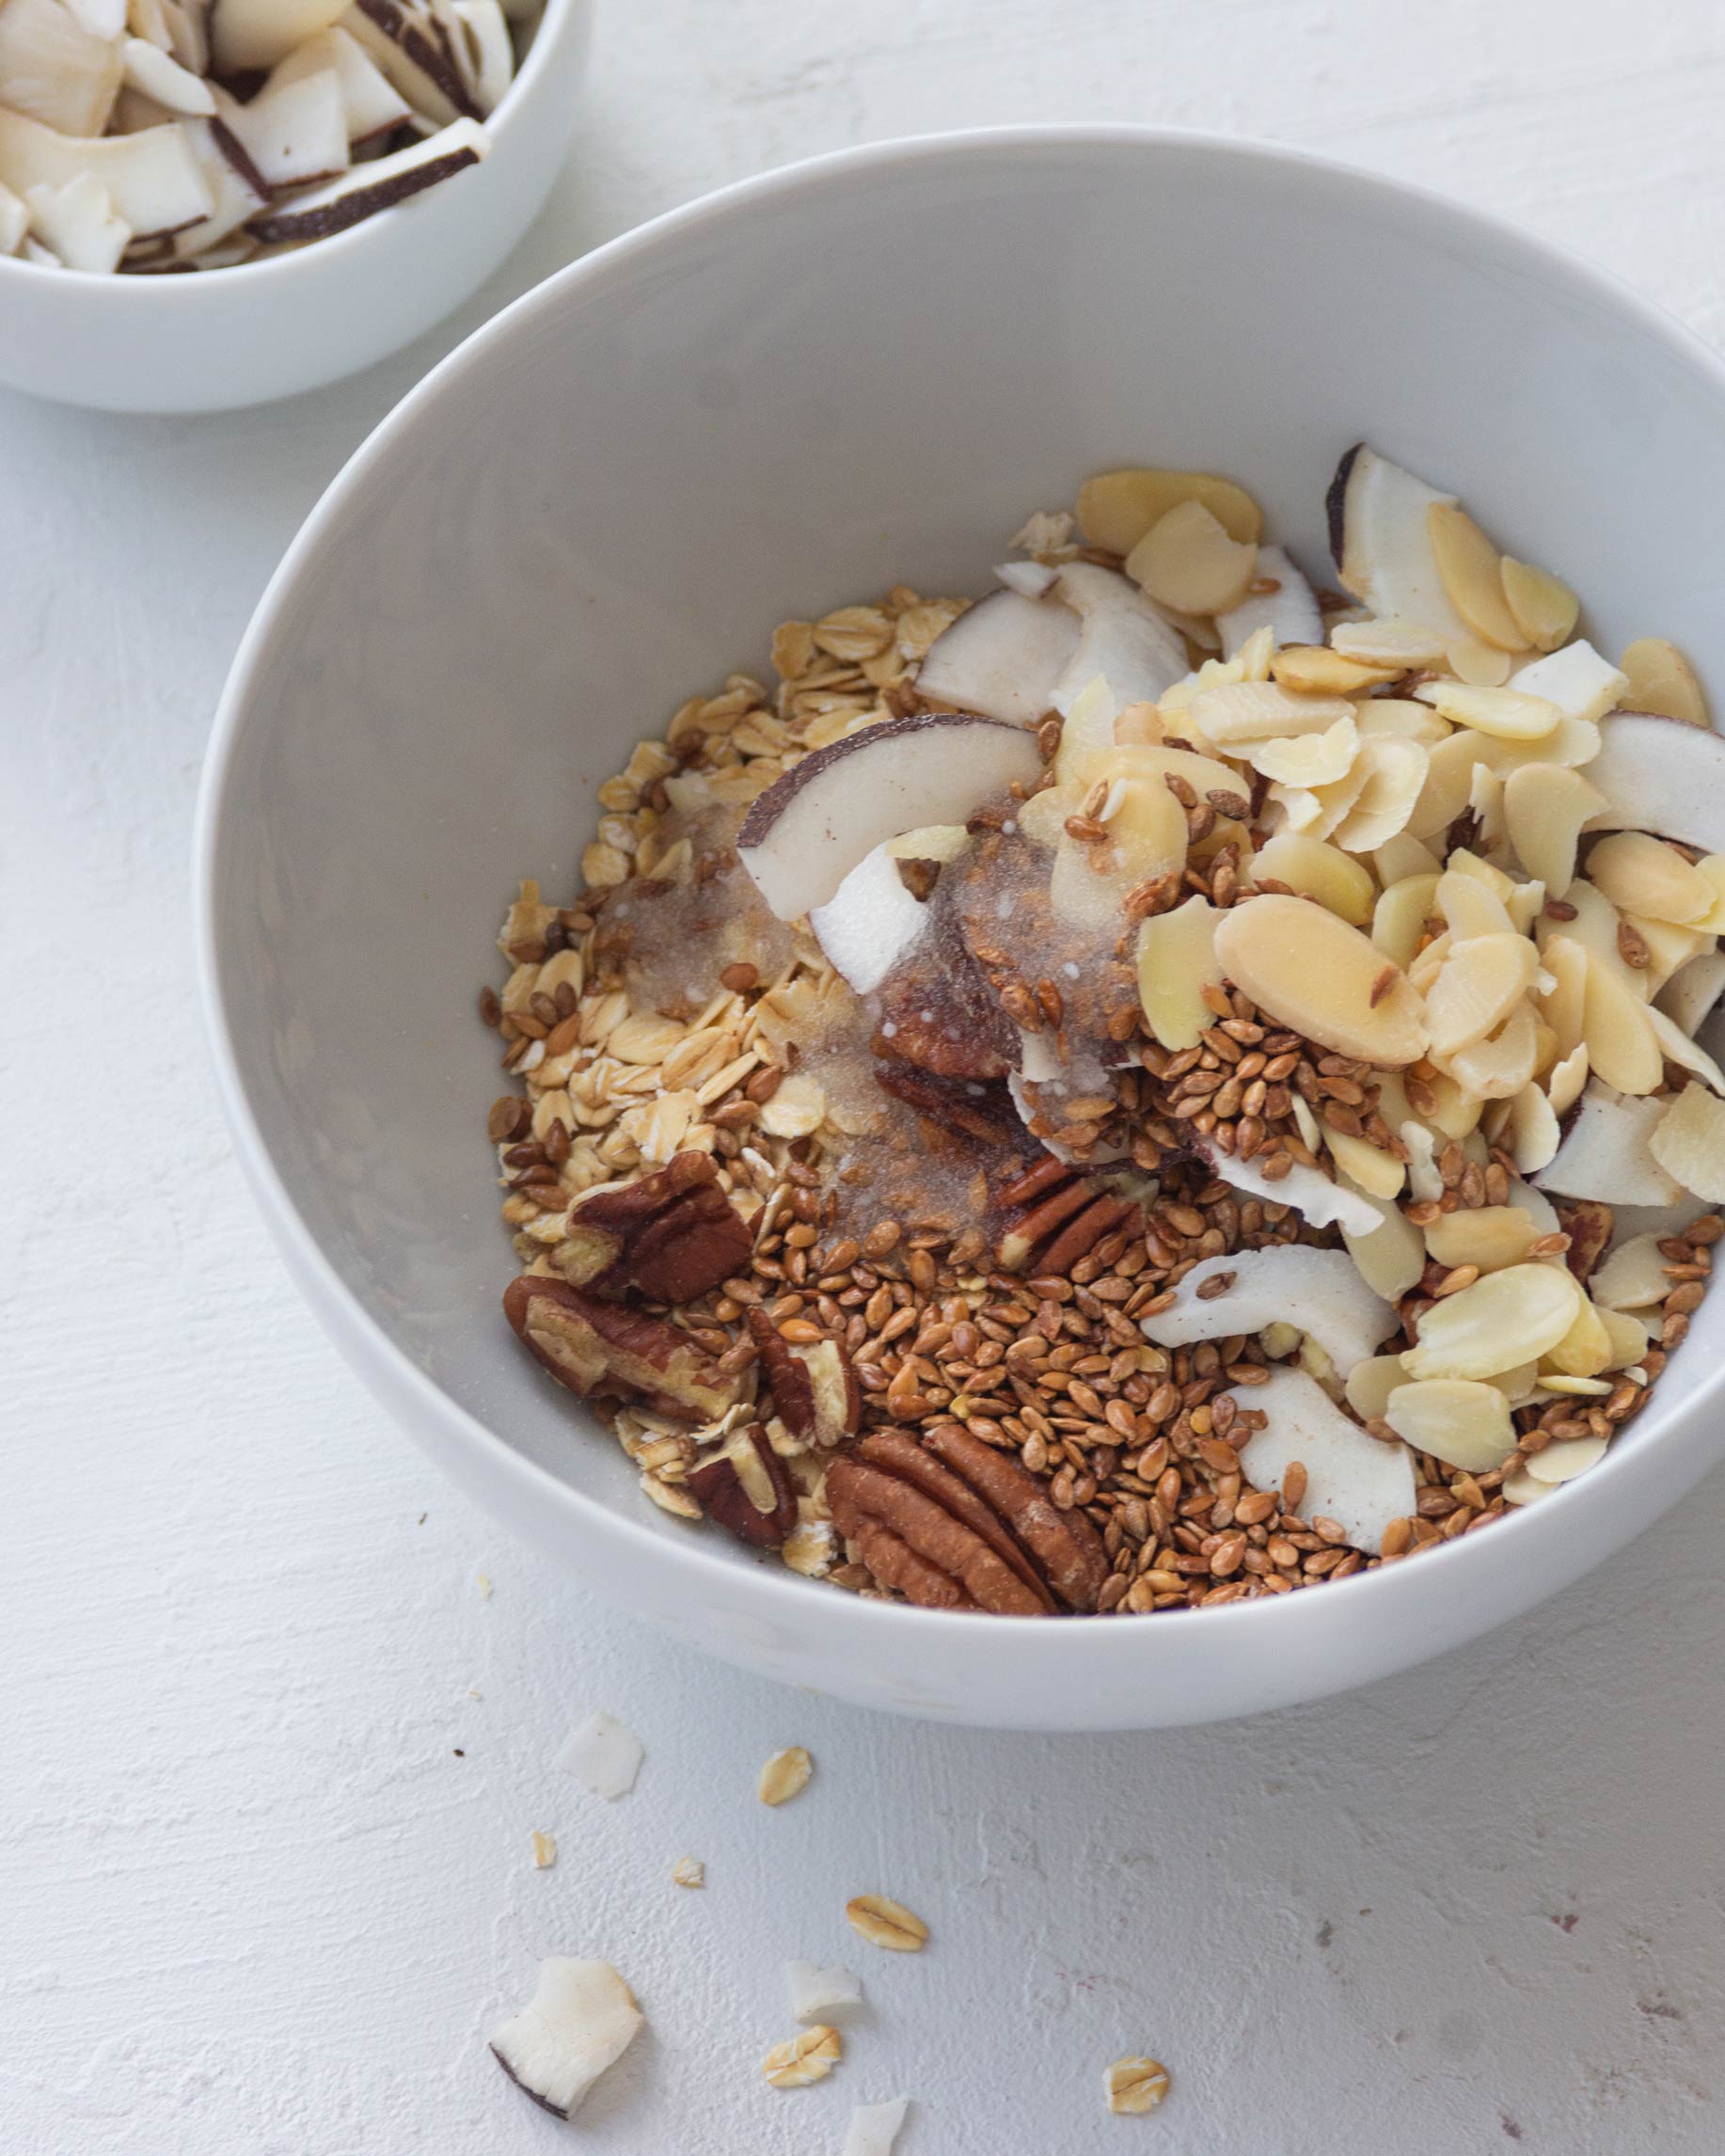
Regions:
[[554, 1711, 643, 1799]]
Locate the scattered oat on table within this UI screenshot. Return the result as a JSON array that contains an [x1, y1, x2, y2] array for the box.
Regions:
[[671, 1856, 705, 1889], [476, 1572, 493, 1600], [1105, 2056, 1171, 2115], [757, 1745, 813, 1806], [846, 1894, 928, 1953], [763, 2024, 842, 2088], [530, 1831, 558, 1869]]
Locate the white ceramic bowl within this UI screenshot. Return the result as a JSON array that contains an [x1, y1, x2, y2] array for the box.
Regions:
[[0, 0, 590, 413], [198, 128, 1725, 1730]]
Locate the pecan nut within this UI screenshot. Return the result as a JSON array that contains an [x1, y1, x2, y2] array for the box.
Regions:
[[747, 1307, 861, 1448], [503, 1275, 740, 1423], [826, 1426, 1108, 1614], [688, 1425, 798, 1548], [558, 1151, 753, 1302], [870, 931, 1016, 1083], [995, 1153, 1141, 1274], [872, 1063, 1023, 1147]]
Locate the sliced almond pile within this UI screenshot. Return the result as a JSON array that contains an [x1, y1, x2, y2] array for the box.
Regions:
[[0, 0, 528, 272]]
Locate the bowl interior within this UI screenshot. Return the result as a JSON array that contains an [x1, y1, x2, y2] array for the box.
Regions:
[[204, 132, 1725, 1659]]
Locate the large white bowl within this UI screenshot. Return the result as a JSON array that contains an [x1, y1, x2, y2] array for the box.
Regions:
[[197, 128, 1725, 1729], [0, 0, 591, 413]]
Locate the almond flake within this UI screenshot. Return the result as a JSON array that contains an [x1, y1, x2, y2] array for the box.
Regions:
[[1525, 1434, 1609, 1484], [1105, 2057, 1172, 2115], [1446, 635, 1513, 686], [1188, 679, 1352, 744], [1502, 762, 1605, 896], [1134, 895, 1223, 1051], [763, 2024, 842, 2088], [1213, 896, 1427, 1067], [847, 1894, 928, 1952], [1252, 832, 1374, 925], [1424, 934, 1538, 1056], [1650, 1082, 1725, 1200], [1416, 680, 1562, 741], [758, 1746, 813, 1806], [1586, 832, 1716, 926], [1078, 468, 1263, 552], [1427, 501, 1525, 649], [1501, 559, 1579, 651], [1271, 644, 1398, 694], [1403, 1263, 1581, 1381], [1580, 957, 1663, 1096], [1385, 1378, 1515, 1472], [1242, 713, 1358, 785], [1330, 617, 1451, 668], [1127, 499, 1257, 614], [1621, 637, 1708, 726], [1591, 1233, 1676, 1311]]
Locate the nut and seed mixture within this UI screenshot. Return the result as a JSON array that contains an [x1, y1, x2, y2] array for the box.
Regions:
[[482, 451, 1725, 1619]]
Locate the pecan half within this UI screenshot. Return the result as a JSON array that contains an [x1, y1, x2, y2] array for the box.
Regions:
[[559, 1151, 752, 1302], [503, 1276, 740, 1423], [870, 927, 1016, 1082], [827, 1427, 1108, 1614], [688, 1426, 798, 1548], [873, 1063, 1023, 1148], [747, 1307, 861, 1447], [994, 1153, 1141, 1274]]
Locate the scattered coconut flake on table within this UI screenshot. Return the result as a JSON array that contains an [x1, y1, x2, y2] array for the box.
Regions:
[[488, 1958, 642, 2121], [555, 1711, 642, 1799], [786, 1959, 864, 2020], [843, 2097, 910, 2155]]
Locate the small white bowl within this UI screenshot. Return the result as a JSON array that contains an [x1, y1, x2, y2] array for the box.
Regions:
[[198, 128, 1725, 1729], [0, 0, 591, 413]]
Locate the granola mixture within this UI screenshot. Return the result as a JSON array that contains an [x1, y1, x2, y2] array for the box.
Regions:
[[481, 450, 1725, 1617]]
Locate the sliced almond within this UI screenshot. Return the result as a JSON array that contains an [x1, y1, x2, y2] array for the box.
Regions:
[[1340, 1186, 1427, 1301], [1321, 1123, 1405, 1199], [1507, 1080, 1562, 1174], [1188, 680, 1353, 745], [1525, 1434, 1609, 1484], [1501, 762, 1605, 896], [1446, 1000, 1540, 1101], [1438, 860, 1516, 936], [1127, 500, 1257, 617], [1353, 697, 1451, 750], [1502, 1467, 1556, 1506], [1415, 680, 1563, 741], [1372, 872, 1441, 970], [1586, 832, 1716, 926], [1538, 884, 1647, 997], [1077, 468, 1264, 552], [1621, 637, 1708, 727], [1135, 895, 1223, 1052], [1329, 617, 1452, 669], [1446, 635, 1513, 687], [1590, 1231, 1672, 1310], [1385, 1378, 1516, 1472], [1243, 714, 1358, 786], [1328, 736, 1429, 854], [1271, 644, 1398, 695], [1629, 913, 1713, 989], [1649, 1082, 1725, 1200], [1345, 1352, 1411, 1422], [1213, 896, 1428, 1067], [1424, 1205, 1537, 1273], [1580, 956, 1663, 1095], [1252, 832, 1374, 926], [1501, 559, 1579, 652], [1425, 933, 1539, 1056], [1427, 502, 1525, 649], [1402, 1262, 1581, 1381], [1543, 1297, 1614, 1378]]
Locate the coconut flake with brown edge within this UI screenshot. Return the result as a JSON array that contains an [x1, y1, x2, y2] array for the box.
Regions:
[[736, 710, 1040, 921]]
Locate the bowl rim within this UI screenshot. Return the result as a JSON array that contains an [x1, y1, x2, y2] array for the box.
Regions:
[[0, 0, 581, 292], [195, 121, 1725, 1665]]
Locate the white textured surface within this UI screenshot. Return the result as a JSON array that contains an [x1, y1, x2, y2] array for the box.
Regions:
[[7, 4, 1725, 2148]]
